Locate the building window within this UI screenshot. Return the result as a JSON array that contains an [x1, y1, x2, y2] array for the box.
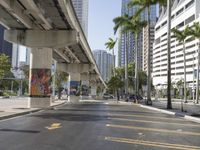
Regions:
[[185, 0, 195, 9], [171, 15, 175, 20], [176, 8, 184, 16], [176, 21, 184, 29], [161, 21, 167, 27], [185, 15, 195, 25], [155, 37, 160, 45], [156, 26, 160, 31]]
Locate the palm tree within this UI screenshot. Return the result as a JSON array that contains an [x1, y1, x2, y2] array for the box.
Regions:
[[128, 0, 167, 105], [190, 22, 200, 104], [113, 14, 131, 99], [121, 16, 146, 96], [172, 26, 190, 103], [166, 0, 172, 109], [105, 38, 118, 77]]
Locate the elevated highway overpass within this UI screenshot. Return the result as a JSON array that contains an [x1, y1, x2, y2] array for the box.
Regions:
[[0, 0, 106, 107]]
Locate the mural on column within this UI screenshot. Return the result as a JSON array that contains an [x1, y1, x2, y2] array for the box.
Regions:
[[69, 81, 80, 96], [30, 69, 51, 97]]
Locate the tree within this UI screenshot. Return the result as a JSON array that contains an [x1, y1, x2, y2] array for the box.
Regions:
[[172, 26, 190, 103], [166, 0, 172, 109], [138, 71, 147, 92], [0, 54, 10, 79], [114, 63, 147, 96], [55, 71, 68, 99], [107, 76, 124, 101], [189, 22, 200, 104], [20, 65, 29, 79], [128, 0, 167, 105], [113, 14, 132, 98], [105, 38, 117, 76], [122, 16, 146, 96]]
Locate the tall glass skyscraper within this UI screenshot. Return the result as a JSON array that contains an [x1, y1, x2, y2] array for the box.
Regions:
[[0, 25, 12, 59], [72, 0, 88, 38], [118, 0, 157, 69]]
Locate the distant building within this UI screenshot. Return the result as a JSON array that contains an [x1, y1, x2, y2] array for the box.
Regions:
[[93, 50, 115, 81], [72, 0, 88, 38], [119, 0, 157, 69], [143, 23, 155, 74], [0, 25, 12, 59], [12, 44, 30, 78]]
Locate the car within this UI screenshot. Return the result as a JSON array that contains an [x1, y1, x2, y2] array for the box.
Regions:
[[128, 94, 143, 102], [0, 90, 3, 96], [103, 93, 114, 99]]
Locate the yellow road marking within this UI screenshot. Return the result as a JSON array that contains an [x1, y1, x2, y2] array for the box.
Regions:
[[105, 137, 200, 150], [45, 123, 62, 130], [109, 117, 200, 127], [106, 124, 200, 136], [108, 113, 185, 121]]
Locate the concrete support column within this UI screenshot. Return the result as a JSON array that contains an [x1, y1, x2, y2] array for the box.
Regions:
[[68, 72, 81, 103], [91, 86, 97, 98], [57, 63, 95, 102], [80, 73, 90, 100], [29, 48, 52, 108], [89, 81, 97, 99]]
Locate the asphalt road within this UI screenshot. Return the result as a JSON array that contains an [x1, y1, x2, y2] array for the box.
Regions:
[[0, 100, 200, 150]]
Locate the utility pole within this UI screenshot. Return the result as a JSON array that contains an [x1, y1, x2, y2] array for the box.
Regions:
[[193, 54, 195, 103]]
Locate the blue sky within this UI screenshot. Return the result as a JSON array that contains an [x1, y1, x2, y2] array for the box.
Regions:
[[88, 0, 121, 52]]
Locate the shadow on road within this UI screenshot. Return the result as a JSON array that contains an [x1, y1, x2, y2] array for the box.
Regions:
[[0, 128, 40, 133], [32, 113, 109, 122]]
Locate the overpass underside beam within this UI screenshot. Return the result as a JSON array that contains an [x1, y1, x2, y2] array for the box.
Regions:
[[4, 30, 78, 48]]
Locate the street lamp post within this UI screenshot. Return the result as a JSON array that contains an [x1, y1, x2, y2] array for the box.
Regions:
[[180, 86, 184, 112], [193, 54, 195, 103]]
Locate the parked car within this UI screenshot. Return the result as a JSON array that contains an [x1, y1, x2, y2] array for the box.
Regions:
[[0, 90, 3, 96], [128, 94, 143, 102], [103, 93, 114, 99]]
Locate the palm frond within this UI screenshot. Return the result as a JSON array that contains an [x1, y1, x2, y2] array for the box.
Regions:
[[171, 28, 185, 42], [105, 38, 118, 50], [127, 0, 143, 8], [190, 22, 200, 38], [113, 14, 131, 34]]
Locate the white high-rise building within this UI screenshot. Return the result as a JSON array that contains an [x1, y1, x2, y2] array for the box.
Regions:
[[72, 0, 88, 38], [153, 0, 199, 88], [93, 50, 115, 81]]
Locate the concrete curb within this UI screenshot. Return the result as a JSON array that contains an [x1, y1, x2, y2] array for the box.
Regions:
[[50, 101, 67, 108], [0, 101, 67, 121], [0, 109, 42, 121], [140, 104, 200, 124]]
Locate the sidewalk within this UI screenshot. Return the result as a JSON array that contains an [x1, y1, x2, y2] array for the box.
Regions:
[[0, 97, 66, 120], [105, 98, 200, 123], [139, 99, 200, 123]]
